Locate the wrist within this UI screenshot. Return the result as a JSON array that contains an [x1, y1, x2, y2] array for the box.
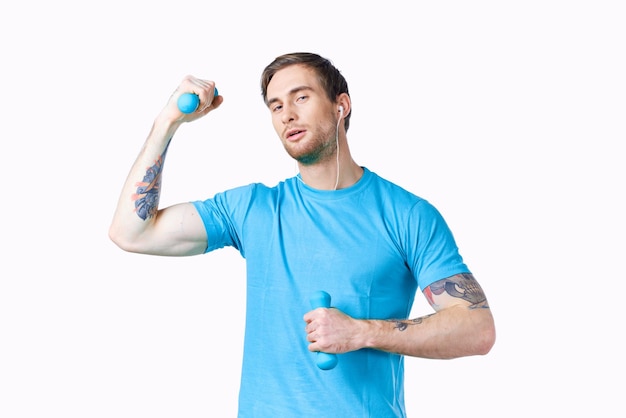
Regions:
[[155, 109, 183, 131], [358, 319, 384, 350], [149, 113, 183, 145]]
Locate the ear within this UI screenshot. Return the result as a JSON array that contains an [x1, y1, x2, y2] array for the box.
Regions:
[[336, 93, 351, 118]]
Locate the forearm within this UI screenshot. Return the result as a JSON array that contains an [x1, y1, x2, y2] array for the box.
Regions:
[[108, 113, 182, 251], [361, 305, 495, 359]]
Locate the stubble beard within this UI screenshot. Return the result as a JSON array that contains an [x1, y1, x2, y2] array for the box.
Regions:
[[286, 119, 337, 166]]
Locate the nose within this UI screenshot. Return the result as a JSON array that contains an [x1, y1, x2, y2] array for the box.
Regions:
[[281, 104, 296, 124]]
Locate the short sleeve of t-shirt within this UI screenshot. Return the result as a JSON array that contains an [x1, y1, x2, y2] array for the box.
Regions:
[[405, 199, 470, 291]]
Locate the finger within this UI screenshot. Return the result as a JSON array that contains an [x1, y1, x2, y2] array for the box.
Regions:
[[198, 95, 223, 114], [177, 76, 216, 110]]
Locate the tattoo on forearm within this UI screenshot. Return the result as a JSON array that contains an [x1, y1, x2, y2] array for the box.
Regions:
[[132, 149, 167, 221], [390, 314, 434, 331], [430, 273, 489, 309]]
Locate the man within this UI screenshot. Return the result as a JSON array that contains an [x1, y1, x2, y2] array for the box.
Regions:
[[109, 52, 495, 417]]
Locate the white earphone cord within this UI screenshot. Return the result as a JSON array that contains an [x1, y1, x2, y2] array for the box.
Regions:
[[333, 110, 340, 190]]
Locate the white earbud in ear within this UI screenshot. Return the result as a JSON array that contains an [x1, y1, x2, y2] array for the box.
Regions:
[[338, 105, 344, 117]]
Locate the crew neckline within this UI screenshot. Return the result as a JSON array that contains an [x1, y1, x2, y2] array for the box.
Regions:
[[294, 167, 371, 200]]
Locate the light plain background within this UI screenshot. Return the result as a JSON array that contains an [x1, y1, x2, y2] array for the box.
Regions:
[[1, 1, 624, 417]]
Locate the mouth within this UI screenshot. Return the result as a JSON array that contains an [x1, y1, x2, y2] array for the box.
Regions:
[[285, 128, 306, 142]]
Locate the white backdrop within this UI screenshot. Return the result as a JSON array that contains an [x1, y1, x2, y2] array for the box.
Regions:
[[1, 1, 624, 417]]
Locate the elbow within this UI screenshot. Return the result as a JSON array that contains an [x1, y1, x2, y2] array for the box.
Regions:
[[479, 332, 496, 356], [108, 227, 127, 251], [476, 318, 496, 356], [108, 225, 137, 253]]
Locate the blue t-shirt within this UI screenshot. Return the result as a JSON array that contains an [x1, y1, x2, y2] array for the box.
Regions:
[[192, 167, 469, 418]]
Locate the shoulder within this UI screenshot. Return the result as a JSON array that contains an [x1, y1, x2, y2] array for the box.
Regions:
[[364, 168, 428, 207], [366, 168, 418, 196], [363, 168, 449, 224], [195, 178, 300, 211]]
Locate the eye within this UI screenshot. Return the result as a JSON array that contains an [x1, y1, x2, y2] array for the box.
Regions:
[[271, 104, 283, 112], [296, 95, 308, 103]]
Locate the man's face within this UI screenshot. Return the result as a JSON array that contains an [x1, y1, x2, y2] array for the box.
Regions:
[[266, 64, 337, 165]]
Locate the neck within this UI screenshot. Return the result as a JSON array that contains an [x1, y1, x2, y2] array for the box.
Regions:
[[297, 151, 363, 191]]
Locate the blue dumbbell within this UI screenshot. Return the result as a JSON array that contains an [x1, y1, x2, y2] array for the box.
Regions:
[[309, 290, 338, 370], [177, 87, 219, 113]]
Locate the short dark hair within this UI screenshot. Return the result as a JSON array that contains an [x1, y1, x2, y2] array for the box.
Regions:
[[261, 52, 351, 131]]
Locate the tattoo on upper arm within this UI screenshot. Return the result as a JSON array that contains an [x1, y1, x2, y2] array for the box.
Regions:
[[429, 273, 489, 309], [132, 150, 167, 221]]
